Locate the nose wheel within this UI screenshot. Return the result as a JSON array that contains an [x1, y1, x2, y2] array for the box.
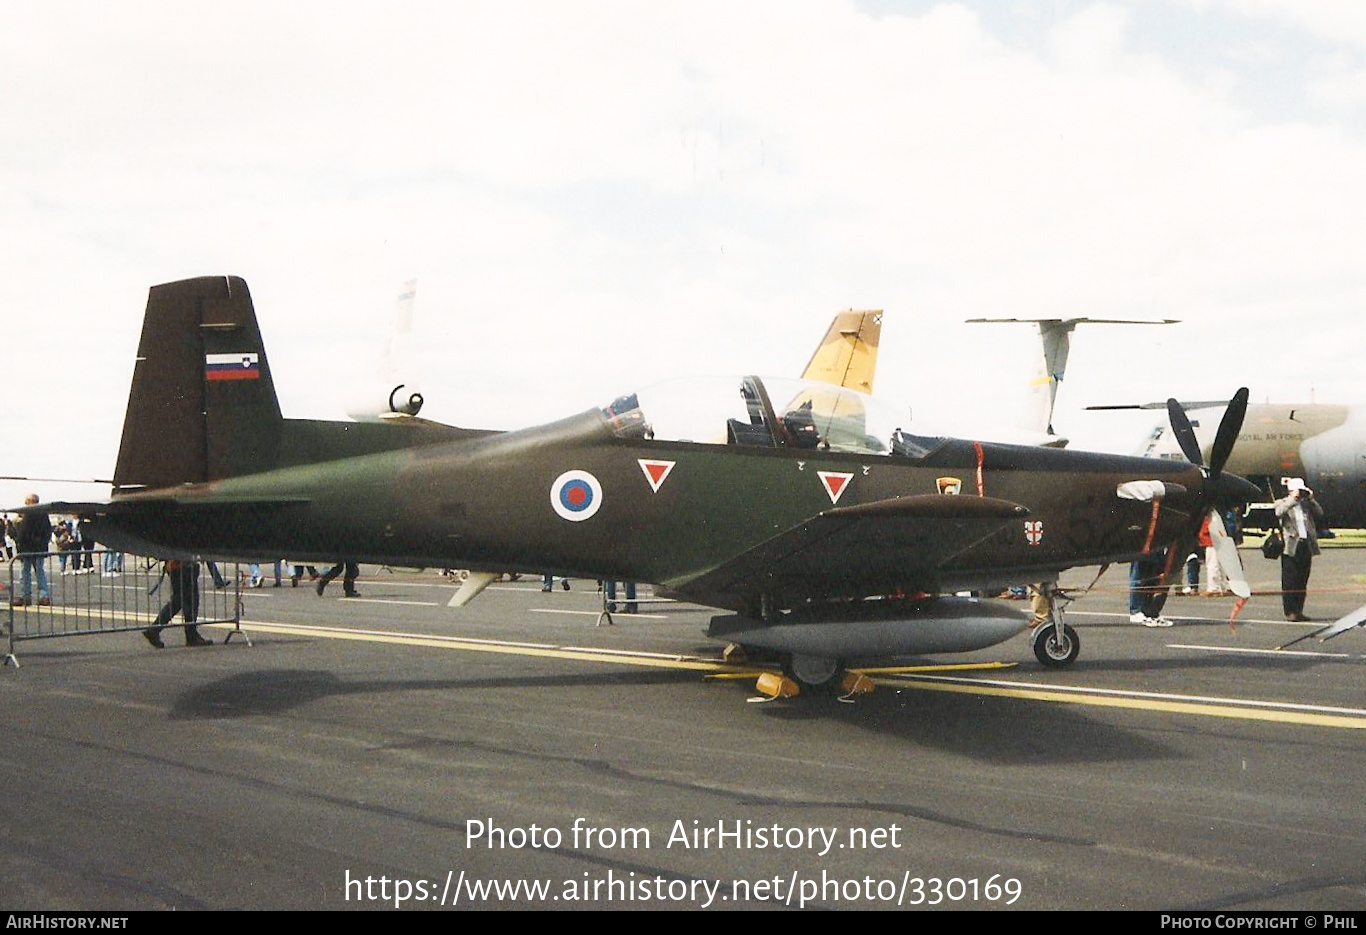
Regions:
[[1032, 622, 1079, 668]]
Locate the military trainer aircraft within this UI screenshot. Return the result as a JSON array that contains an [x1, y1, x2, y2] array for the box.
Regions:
[[22, 276, 1262, 690]]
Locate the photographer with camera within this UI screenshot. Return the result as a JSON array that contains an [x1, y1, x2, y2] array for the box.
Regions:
[[1275, 478, 1323, 622]]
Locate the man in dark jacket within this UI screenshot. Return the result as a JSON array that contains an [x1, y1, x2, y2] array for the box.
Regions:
[[1276, 479, 1323, 621], [12, 495, 52, 607], [143, 559, 212, 648]]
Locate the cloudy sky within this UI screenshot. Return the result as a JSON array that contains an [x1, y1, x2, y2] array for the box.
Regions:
[[4, 0, 1365, 505]]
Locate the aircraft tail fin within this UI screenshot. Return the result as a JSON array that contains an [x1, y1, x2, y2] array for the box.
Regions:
[[113, 276, 284, 492], [801, 310, 882, 394], [966, 317, 1178, 439]]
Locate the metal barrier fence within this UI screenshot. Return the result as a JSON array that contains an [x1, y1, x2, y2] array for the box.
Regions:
[[4, 551, 244, 667]]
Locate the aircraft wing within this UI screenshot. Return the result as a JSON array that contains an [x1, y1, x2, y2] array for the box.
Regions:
[[670, 494, 1028, 606], [1315, 603, 1366, 643], [1276, 600, 1366, 649]]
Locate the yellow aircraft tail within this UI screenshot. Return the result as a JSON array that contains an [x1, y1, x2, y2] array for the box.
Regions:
[[800, 310, 881, 394]]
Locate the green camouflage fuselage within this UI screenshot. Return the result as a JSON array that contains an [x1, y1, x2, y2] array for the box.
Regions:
[[98, 408, 1205, 615]]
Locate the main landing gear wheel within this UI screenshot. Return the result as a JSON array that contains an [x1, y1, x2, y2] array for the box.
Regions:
[[783, 654, 844, 692], [1032, 623, 1079, 668]]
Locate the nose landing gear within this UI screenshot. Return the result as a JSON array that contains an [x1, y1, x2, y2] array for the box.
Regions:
[[1029, 582, 1079, 669]]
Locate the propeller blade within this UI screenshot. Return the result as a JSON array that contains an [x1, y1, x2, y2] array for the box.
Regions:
[[1208, 387, 1250, 478], [1166, 398, 1204, 468], [1208, 510, 1251, 599]]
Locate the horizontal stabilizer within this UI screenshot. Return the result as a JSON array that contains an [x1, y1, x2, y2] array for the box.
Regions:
[[12, 495, 312, 517], [116, 494, 312, 508], [1086, 400, 1229, 412], [965, 317, 1179, 326], [8, 500, 109, 516]]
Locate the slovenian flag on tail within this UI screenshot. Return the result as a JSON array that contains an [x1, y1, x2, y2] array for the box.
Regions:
[[205, 353, 261, 381]]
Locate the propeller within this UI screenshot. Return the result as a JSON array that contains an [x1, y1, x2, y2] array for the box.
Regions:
[[1151, 389, 1259, 608], [1165, 387, 1252, 492]]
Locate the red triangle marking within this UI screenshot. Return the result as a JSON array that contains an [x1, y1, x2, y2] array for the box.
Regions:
[[818, 471, 854, 504], [638, 459, 676, 493]]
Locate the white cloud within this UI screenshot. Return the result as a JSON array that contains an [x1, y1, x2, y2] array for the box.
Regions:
[[1209, 0, 1366, 49], [1307, 56, 1366, 113]]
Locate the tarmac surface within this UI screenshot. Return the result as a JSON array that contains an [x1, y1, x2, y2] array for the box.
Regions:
[[3, 548, 1366, 911]]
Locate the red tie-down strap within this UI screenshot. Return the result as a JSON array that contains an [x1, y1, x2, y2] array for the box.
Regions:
[[1141, 497, 1163, 555]]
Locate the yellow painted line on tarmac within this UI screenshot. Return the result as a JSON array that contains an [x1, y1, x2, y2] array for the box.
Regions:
[[875, 674, 1366, 730], [856, 662, 1018, 675], [704, 662, 1016, 682], [204, 619, 745, 674], [338, 598, 442, 607], [11, 607, 152, 624], [529, 608, 669, 620]]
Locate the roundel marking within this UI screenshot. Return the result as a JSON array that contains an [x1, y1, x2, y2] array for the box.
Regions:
[[551, 470, 603, 521]]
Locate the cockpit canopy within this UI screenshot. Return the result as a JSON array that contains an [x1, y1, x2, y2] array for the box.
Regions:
[[601, 376, 942, 459]]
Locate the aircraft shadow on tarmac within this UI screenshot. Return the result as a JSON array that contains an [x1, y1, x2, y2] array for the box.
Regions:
[[168, 668, 701, 720], [750, 687, 1175, 766], [1175, 874, 1366, 913], [169, 666, 1177, 768]]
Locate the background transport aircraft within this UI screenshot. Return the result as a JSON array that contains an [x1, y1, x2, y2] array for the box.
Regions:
[[1090, 399, 1366, 530], [15, 276, 1261, 691], [973, 318, 1366, 531]]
